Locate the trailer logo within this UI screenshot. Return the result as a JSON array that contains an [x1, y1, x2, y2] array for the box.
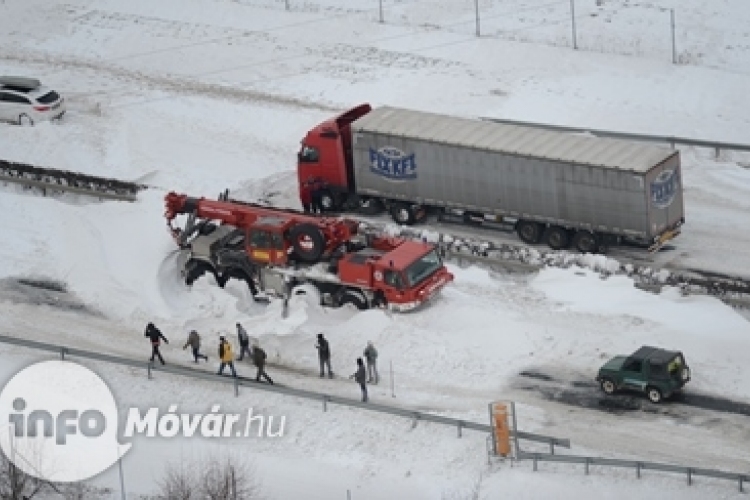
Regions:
[[369, 147, 417, 180], [650, 169, 680, 209]]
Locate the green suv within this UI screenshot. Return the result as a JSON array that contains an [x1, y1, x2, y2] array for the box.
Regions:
[[596, 346, 691, 403]]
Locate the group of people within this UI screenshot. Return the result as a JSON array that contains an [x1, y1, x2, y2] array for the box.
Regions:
[[145, 323, 380, 402], [316, 333, 379, 402], [144, 322, 273, 384]]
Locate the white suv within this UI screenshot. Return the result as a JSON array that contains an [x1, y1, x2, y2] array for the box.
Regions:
[[0, 76, 66, 125]]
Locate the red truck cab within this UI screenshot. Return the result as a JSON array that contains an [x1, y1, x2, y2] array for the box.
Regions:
[[297, 104, 371, 209]]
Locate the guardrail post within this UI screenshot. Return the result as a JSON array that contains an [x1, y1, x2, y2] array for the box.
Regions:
[[533, 454, 538, 471], [411, 413, 419, 429], [457, 421, 462, 438], [715, 146, 720, 159], [234, 377, 239, 397], [739, 476, 744, 493], [687, 468, 692, 485], [147, 362, 152, 380], [549, 442, 555, 455], [636, 462, 641, 479], [60, 347, 66, 360], [322, 395, 328, 412], [585, 458, 590, 475]]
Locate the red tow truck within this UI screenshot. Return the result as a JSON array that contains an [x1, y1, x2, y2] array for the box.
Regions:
[[164, 192, 453, 312]]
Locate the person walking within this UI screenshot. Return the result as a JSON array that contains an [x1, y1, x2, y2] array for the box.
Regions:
[[363, 341, 379, 384], [183, 329, 208, 363], [145, 322, 168, 365], [252, 342, 274, 384], [236, 322, 252, 361], [316, 333, 333, 378], [217, 336, 237, 377], [350, 358, 368, 402]]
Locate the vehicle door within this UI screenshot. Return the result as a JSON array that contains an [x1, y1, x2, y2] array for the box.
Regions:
[[247, 228, 287, 266], [3, 92, 31, 121], [620, 358, 645, 391], [380, 268, 407, 303], [0, 91, 14, 121]]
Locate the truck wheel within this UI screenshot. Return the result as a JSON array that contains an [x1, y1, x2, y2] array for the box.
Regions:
[[600, 379, 616, 395], [390, 203, 416, 225], [319, 190, 338, 211], [572, 231, 598, 253], [357, 197, 384, 215], [516, 221, 543, 244], [646, 386, 663, 403], [339, 289, 368, 310], [289, 223, 326, 262], [544, 226, 570, 250]]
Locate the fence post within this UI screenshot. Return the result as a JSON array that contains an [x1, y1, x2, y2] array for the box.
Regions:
[[636, 462, 641, 478], [570, 0, 578, 49], [390, 361, 395, 398], [474, 0, 480, 37], [585, 458, 590, 475], [670, 8, 676, 64], [549, 441, 554, 455], [533, 454, 538, 471], [60, 347, 66, 360], [739, 476, 744, 493], [687, 467, 692, 485], [511, 401, 519, 458]]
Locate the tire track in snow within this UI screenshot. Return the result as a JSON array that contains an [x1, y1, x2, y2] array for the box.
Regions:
[[0, 50, 341, 113]]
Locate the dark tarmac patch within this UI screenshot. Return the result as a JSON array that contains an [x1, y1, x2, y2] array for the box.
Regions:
[[517, 369, 750, 418], [0, 277, 101, 316]]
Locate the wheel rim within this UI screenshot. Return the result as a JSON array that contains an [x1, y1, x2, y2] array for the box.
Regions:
[[321, 194, 334, 210], [603, 381, 615, 394], [550, 232, 563, 248], [396, 208, 410, 223], [520, 224, 538, 242], [648, 389, 661, 402]]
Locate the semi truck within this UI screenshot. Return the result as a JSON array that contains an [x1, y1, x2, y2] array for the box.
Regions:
[[297, 104, 684, 253], [164, 191, 453, 312]]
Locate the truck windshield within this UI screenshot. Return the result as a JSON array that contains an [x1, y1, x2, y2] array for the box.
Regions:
[[404, 250, 442, 287]]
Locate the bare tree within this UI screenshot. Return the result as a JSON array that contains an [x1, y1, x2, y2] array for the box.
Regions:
[[157, 454, 264, 500], [0, 448, 109, 500]]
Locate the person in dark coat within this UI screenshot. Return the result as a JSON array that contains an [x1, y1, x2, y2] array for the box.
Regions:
[[183, 330, 208, 363], [236, 322, 252, 361], [145, 322, 168, 365], [315, 333, 333, 378], [217, 336, 237, 377], [363, 341, 379, 384], [252, 342, 273, 384], [310, 178, 325, 214], [350, 358, 368, 402], [300, 179, 313, 214]]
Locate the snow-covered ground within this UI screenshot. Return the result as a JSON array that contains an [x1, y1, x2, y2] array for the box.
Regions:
[[1, 0, 749, 497]]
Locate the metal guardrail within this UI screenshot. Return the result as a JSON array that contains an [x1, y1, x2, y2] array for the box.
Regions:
[[517, 451, 749, 493], [0, 334, 570, 450], [480, 117, 750, 156]]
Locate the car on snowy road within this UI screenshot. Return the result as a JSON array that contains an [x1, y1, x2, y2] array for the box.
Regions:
[[0, 76, 66, 126], [596, 346, 691, 403]]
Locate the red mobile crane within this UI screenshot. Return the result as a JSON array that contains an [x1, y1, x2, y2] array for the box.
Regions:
[[164, 192, 453, 312]]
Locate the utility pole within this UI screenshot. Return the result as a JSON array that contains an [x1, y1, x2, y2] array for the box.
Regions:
[[570, 0, 578, 49], [670, 8, 676, 63], [474, 0, 480, 37]]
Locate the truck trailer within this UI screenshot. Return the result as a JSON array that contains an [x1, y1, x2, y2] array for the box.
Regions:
[[297, 104, 684, 253]]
